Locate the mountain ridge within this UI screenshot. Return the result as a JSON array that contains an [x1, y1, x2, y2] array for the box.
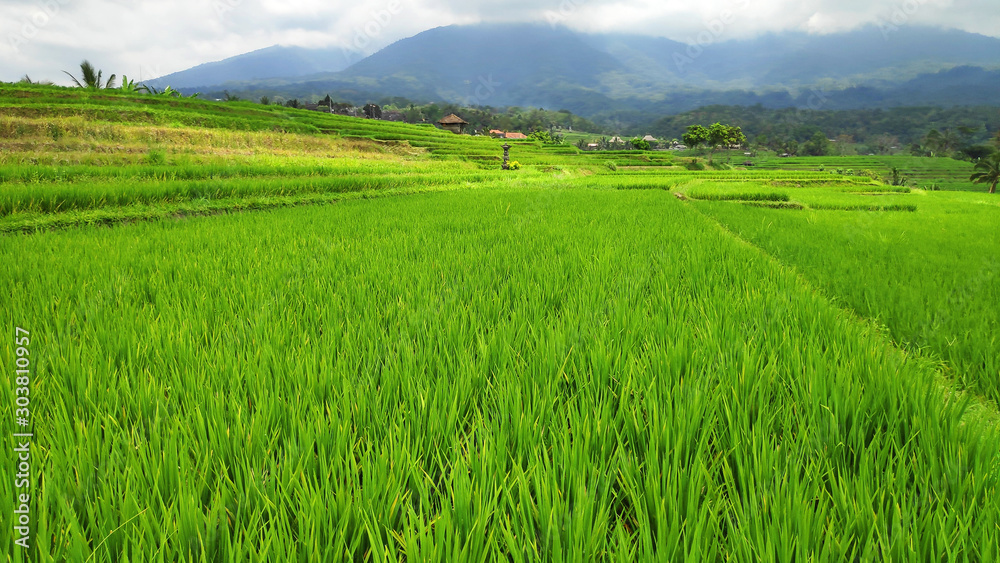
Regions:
[[158, 23, 1000, 115], [146, 45, 364, 90]]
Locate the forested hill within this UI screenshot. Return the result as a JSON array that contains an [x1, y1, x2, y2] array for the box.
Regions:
[[646, 105, 1000, 149]]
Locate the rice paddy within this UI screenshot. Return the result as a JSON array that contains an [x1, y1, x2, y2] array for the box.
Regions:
[[2, 83, 998, 561]]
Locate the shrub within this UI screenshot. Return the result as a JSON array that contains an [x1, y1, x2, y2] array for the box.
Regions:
[[605, 161, 618, 172], [689, 191, 790, 202], [684, 158, 705, 171], [883, 167, 908, 186], [145, 149, 167, 165], [527, 130, 563, 145]]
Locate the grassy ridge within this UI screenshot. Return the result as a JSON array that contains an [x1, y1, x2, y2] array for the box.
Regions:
[[3, 190, 999, 560]]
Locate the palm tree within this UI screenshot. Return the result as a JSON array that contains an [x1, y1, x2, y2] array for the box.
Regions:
[[19, 74, 54, 85], [924, 128, 958, 156], [62, 60, 116, 89], [970, 152, 1000, 194]]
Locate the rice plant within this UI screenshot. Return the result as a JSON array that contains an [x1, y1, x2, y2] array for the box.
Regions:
[[3, 189, 999, 561]]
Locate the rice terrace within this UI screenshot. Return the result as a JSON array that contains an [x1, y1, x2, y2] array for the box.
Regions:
[[2, 80, 999, 562]]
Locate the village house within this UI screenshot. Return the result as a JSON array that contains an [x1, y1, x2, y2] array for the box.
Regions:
[[382, 110, 406, 122], [438, 114, 469, 134]]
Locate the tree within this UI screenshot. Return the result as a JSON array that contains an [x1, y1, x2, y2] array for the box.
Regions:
[[753, 134, 769, 152], [970, 152, 1000, 194], [629, 137, 650, 151], [871, 134, 899, 155], [706, 122, 729, 161], [835, 134, 857, 156], [925, 129, 957, 155], [780, 139, 799, 156], [528, 130, 563, 145], [956, 125, 980, 148], [62, 60, 116, 89], [803, 131, 831, 156], [909, 143, 931, 157], [959, 145, 995, 162], [703, 123, 746, 161], [682, 125, 710, 151]]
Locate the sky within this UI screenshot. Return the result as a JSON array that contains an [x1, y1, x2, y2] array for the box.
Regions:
[[2, 0, 996, 84]]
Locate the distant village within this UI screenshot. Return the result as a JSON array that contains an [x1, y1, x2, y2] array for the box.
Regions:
[[285, 100, 685, 151]]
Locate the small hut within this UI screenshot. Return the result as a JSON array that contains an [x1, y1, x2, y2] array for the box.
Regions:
[[438, 114, 469, 134]]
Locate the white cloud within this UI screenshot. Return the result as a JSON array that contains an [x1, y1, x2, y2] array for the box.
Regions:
[[0, 0, 996, 84]]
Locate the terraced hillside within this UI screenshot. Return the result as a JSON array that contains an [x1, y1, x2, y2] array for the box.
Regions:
[[751, 155, 978, 191], [2, 83, 999, 561]]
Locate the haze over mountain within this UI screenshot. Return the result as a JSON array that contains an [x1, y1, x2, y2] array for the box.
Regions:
[[145, 45, 364, 91], [160, 23, 1000, 116]]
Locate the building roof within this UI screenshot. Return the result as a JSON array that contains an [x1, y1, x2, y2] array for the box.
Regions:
[[505, 132, 528, 139], [438, 114, 469, 125], [643, 135, 657, 142]]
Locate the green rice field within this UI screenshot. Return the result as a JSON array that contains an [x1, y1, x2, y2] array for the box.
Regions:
[[2, 83, 999, 561]]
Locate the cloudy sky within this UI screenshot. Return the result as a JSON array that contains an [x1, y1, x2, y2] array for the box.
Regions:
[[2, 0, 995, 84]]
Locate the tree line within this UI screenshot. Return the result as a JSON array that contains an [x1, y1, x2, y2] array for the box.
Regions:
[[648, 104, 1000, 157]]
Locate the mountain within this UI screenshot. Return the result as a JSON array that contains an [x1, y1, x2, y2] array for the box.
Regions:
[[593, 26, 1000, 89], [146, 45, 364, 90], [330, 23, 626, 108], [165, 23, 1000, 115]]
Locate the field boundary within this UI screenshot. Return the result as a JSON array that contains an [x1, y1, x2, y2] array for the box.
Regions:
[[0, 183, 482, 235]]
